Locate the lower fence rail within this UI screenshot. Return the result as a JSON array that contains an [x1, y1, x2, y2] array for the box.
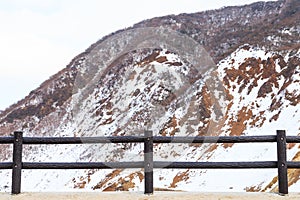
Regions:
[[0, 130, 299, 195]]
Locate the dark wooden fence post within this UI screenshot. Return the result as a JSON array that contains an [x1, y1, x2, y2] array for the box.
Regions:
[[276, 130, 288, 195], [12, 131, 23, 195], [144, 130, 153, 194]]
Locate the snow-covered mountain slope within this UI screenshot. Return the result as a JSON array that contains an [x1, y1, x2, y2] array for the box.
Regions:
[[70, 45, 299, 193], [0, 0, 299, 193], [0, 44, 298, 193]]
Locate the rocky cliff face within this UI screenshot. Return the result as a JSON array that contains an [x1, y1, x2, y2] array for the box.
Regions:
[[0, 0, 299, 192]]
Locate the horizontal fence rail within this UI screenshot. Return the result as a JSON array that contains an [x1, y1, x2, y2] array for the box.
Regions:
[[2, 161, 300, 170], [2, 135, 295, 144], [0, 130, 299, 195], [2, 134, 300, 144]]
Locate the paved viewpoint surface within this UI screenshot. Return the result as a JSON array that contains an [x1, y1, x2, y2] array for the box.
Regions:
[[1, 192, 300, 200]]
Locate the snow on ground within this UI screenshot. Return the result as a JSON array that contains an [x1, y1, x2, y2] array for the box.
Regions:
[[1, 192, 300, 200]]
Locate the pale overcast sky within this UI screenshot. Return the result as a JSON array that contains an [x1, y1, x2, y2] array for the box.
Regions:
[[0, 0, 275, 110]]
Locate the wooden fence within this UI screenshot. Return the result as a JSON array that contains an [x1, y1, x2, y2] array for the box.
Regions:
[[1, 130, 300, 195]]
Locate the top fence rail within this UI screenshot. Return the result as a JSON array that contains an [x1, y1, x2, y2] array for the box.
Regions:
[[1, 135, 300, 144]]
